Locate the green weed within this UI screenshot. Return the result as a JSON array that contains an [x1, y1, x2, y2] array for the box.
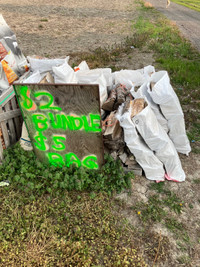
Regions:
[[177, 255, 191, 264], [0, 191, 147, 266], [133, 3, 200, 153], [40, 18, 48, 22], [0, 143, 133, 197], [193, 179, 200, 184]]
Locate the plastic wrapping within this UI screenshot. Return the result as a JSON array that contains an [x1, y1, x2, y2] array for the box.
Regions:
[[114, 69, 145, 88], [23, 71, 42, 84], [52, 59, 77, 83], [27, 56, 69, 74], [74, 60, 90, 72], [0, 14, 28, 74], [75, 70, 108, 105], [0, 61, 9, 91]]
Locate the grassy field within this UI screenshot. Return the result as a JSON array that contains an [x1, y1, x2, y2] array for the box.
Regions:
[[171, 0, 200, 12]]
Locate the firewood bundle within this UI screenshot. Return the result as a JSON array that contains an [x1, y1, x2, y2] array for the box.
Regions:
[[102, 84, 143, 175]]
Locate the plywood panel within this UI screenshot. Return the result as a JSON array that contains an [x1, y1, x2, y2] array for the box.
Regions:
[[14, 84, 104, 169]]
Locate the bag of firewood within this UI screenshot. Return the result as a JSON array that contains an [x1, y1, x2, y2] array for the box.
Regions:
[[52, 59, 76, 83], [75, 70, 108, 105], [113, 65, 155, 89], [27, 56, 69, 74], [147, 71, 191, 155], [130, 98, 186, 182], [131, 83, 169, 133], [116, 103, 165, 181]]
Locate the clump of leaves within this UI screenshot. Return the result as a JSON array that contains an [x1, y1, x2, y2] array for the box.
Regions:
[[0, 143, 134, 197]]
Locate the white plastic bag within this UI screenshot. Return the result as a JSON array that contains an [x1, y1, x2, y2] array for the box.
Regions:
[[52, 59, 76, 83], [23, 71, 42, 84], [76, 68, 112, 87], [143, 65, 155, 80], [116, 104, 165, 181], [20, 122, 33, 151], [114, 69, 145, 88], [131, 100, 186, 182], [95, 74, 108, 104], [0, 15, 28, 74], [74, 61, 90, 71], [93, 68, 112, 87], [27, 56, 69, 73], [131, 83, 169, 133], [2, 50, 18, 74], [0, 61, 9, 91], [147, 71, 191, 155], [75, 70, 108, 105]]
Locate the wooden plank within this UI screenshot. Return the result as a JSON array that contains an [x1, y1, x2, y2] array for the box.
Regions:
[[14, 84, 104, 169], [11, 98, 22, 139], [4, 103, 16, 144], [0, 109, 21, 122], [0, 86, 14, 105], [0, 108, 10, 148], [16, 70, 30, 82], [0, 92, 15, 107]]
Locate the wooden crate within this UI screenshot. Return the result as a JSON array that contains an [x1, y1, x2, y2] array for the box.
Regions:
[[0, 71, 30, 160], [0, 85, 23, 160]]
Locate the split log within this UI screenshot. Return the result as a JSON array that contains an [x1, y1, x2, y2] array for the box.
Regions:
[[130, 98, 145, 118], [40, 72, 54, 84]]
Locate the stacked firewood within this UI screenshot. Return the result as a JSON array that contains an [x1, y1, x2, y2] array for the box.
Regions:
[[102, 84, 142, 175]]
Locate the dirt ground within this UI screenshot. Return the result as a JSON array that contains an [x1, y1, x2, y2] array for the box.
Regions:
[[0, 0, 137, 57], [0, 0, 200, 266]]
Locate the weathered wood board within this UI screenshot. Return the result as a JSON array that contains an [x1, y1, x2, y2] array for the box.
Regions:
[[14, 83, 104, 169]]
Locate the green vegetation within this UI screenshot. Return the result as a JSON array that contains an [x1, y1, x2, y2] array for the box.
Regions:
[[0, 191, 146, 266], [171, 0, 200, 12], [133, 14, 200, 89], [0, 143, 133, 197], [133, 4, 200, 152], [0, 144, 149, 266], [40, 18, 48, 22]]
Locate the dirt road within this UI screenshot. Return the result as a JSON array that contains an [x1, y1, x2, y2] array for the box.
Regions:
[[147, 0, 200, 51]]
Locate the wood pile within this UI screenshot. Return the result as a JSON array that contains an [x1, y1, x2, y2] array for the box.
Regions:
[[102, 84, 143, 175]]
